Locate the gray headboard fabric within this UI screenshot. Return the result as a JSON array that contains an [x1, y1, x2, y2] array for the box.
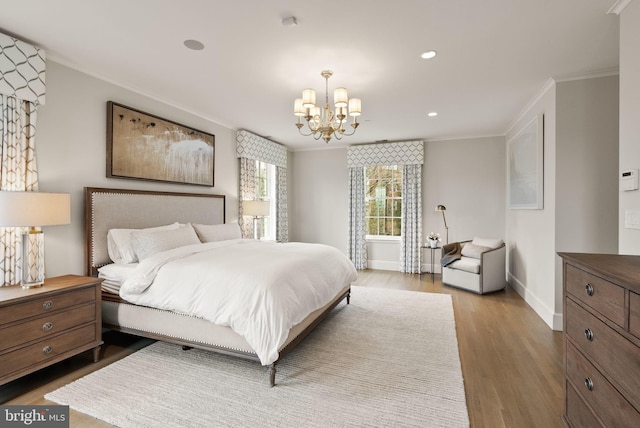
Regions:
[[85, 187, 226, 276]]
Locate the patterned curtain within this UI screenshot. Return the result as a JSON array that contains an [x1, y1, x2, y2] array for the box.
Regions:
[[348, 167, 367, 269], [238, 157, 256, 238], [400, 164, 422, 273], [0, 95, 39, 286], [276, 166, 288, 243], [236, 130, 287, 240]]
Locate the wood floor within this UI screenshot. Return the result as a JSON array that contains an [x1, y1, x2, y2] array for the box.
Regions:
[[1, 270, 564, 428]]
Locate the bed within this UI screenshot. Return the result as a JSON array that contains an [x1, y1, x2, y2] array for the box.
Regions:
[[84, 187, 356, 386]]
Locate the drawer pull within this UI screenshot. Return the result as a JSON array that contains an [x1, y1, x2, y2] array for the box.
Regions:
[[42, 322, 53, 332], [42, 300, 54, 310], [584, 328, 594, 341], [585, 283, 594, 296], [584, 377, 594, 391], [42, 345, 52, 355]]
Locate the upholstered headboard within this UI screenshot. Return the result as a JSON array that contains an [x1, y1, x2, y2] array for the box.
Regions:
[[85, 187, 226, 276]]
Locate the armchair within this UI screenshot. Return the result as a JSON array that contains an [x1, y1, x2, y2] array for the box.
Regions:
[[440, 237, 506, 294]]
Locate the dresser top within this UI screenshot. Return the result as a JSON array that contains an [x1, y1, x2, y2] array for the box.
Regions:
[[0, 275, 102, 304], [559, 252, 640, 292]]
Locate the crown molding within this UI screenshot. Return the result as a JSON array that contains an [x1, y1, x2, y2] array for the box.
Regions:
[[607, 0, 631, 15], [503, 78, 555, 136], [553, 67, 620, 83]]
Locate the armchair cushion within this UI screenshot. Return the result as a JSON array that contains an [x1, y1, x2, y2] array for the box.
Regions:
[[448, 257, 481, 274], [471, 237, 504, 249], [461, 243, 491, 259]]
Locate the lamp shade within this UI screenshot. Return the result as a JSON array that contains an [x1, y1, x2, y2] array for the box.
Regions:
[[435, 204, 446, 211], [0, 191, 71, 227], [243, 200, 270, 217]]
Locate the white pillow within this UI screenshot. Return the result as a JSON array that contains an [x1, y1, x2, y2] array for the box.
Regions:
[[461, 243, 491, 259], [192, 223, 242, 243], [130, 224, 201, 261], [471, 237, 504, 249], [107, 222, 182, 264], [97, 263, 137, 285]]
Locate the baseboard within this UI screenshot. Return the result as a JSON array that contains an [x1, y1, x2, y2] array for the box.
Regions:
[[367, 260, 401, 271], [508, 272, 562, 331]]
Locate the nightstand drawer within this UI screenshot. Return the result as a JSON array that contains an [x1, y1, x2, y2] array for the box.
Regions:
[[566, 297, 640, 410], [0, 304, 95, 352], [565, 263, 625, 327], [0, 324, 96, 377], [0, 287, 95, 326], [566, 342, 640, 428]]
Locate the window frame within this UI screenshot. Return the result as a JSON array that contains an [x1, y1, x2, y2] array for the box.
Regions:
[[364, 165, 403, 240]]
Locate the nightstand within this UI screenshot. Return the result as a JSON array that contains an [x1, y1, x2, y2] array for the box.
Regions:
[[0, 275, 103, 386]]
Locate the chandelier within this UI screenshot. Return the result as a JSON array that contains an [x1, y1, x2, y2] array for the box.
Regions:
[[293, 70, 362, 143]]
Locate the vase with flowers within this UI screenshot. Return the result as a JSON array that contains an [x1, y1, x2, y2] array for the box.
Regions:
[[426, 232, 441, 248]]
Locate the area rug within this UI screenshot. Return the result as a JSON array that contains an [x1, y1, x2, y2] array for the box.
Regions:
[[46, 286, 469, 427]]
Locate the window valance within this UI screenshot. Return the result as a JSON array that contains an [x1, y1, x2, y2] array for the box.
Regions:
[[347, 141, 424, 167], [0, 33, 46, 105], [236, 130, 287, 168]]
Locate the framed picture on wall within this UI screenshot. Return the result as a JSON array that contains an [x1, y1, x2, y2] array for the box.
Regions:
[[107, 101, 215, 186], [507, 113, 544, 209]]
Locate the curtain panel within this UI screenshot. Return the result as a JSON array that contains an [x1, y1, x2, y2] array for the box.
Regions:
[[347, 140, 424, 273], [348, 167, 367, 269], [0, 95, 39, 285], [400, 164, 422, 273], [236, 130, 288, 241]]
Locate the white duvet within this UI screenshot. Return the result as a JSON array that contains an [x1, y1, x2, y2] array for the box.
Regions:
[[119, 239, 357, 365]]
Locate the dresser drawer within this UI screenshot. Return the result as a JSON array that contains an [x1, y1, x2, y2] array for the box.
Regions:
[[0, 324, 96, 377], [0, 287, 95, 326], [566, 298, 640, 410], [566, 342, 640, 428], [631, 292, 640, 340], [566, 380, 604, 428], [0, 304, 95, 352], [565, 263, 625, 327]]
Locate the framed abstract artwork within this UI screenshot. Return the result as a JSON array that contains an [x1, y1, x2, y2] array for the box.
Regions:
[[507, 113, 544, 209], [107, 101, 215, 186]]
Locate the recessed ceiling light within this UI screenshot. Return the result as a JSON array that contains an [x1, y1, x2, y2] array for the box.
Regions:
[[184, 39, 205, 51], [421, 50, 437, 59], [428, 112, 438, 117]]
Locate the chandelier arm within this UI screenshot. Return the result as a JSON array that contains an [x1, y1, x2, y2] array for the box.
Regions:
[[297, 127, 315, 137]]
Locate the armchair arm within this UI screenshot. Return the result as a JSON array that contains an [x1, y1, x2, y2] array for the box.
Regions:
[[479, 244, 506, 293]]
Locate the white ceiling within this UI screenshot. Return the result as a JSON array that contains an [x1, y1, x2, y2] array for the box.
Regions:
[[0, 0, 620, 150]]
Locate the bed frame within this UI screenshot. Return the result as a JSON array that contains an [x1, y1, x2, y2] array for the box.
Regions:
[[84, 187, 350, 386]]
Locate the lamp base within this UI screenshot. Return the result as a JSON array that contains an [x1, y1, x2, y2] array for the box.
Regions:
[[21, 229, 45, 289]]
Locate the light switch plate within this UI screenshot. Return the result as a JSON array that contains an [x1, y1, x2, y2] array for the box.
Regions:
[[624, 210, 640, 229]]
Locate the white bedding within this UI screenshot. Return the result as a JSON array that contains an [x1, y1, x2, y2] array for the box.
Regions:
[[119, 239, 357, 365]]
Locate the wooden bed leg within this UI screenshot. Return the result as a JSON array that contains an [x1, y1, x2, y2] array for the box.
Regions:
[[347, 290, 351, 304], [269, 363, 277, 387], [182, 345, 192, 351]]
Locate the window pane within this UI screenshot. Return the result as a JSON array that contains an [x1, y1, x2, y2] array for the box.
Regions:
[[393, 218, 402, 236], [364, 165, 403, 237], [393, 199, 402, 217]]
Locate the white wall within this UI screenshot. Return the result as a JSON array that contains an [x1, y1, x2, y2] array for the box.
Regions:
[[506, 86, 557, 329], [289, 148, 349, 253], [37, 61, 238, 278], [507, 75, 619, 331], [619, 1, 640, 254], [288, 137, 507, 273]]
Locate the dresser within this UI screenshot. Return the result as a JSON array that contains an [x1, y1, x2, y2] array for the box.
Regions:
[[559, 253, 640, 428], [0, 275, 103, 386]]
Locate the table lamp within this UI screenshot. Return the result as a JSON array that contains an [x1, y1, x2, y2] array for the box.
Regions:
[[435, 204, 449, 244], [242, 200, 270, 240], [0, 191, 71, 288]]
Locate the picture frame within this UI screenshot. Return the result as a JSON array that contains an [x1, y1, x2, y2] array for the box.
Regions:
[[107, 101, 215, 187], [507, 113, 544, 209]]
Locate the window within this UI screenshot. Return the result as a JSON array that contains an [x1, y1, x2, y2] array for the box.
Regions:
[[365, 165, 402, 238], [255, 160, 276, 240]]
